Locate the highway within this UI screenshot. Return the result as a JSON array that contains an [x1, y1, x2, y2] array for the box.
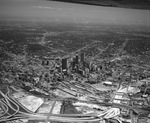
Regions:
[[0, 84, 101, 122], [0, 84, 149, 123]]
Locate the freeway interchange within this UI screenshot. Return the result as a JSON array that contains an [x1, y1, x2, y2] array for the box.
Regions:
[[0, 82, 150, 123]]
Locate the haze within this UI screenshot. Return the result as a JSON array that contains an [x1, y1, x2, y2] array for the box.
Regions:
[[0, 0, 150, 26]]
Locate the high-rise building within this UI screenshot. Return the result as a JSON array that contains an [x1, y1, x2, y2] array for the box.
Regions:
[[75, 54, 79, 64], [46, 61, 49, 65], [72, 60, 76, 70], [62, 58, 67, 70], [80, 53, 85, 63], [42, 61, 45, 65]]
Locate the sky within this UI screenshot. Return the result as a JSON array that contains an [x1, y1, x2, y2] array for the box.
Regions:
[[0, 0, 150, 26]]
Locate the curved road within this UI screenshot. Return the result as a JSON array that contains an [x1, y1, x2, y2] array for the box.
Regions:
[[0, 84, 149, 122]]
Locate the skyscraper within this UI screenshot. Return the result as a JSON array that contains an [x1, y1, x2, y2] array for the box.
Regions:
[[41, 60, 45, 65], [80, 53, 85, 63], [62, 58, 67, 70], [72, 59, 76, 70], [75, 54, 79, 64], [46, 61, 49, 65]]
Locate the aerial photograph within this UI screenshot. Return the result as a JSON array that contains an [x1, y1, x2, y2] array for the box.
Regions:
[[0, 0, 150, 123]]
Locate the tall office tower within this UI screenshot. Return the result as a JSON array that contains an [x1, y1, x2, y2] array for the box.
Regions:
[[80, 53, 85, 62], [75, 54, 79, 64], [46, 61, 49, 65], [42, 61, 45, 65], [72, 60, 76, 70], [62, 58, 67, 70]]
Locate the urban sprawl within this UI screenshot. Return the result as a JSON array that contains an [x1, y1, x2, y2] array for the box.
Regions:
[[0, 52, 150, 123]]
